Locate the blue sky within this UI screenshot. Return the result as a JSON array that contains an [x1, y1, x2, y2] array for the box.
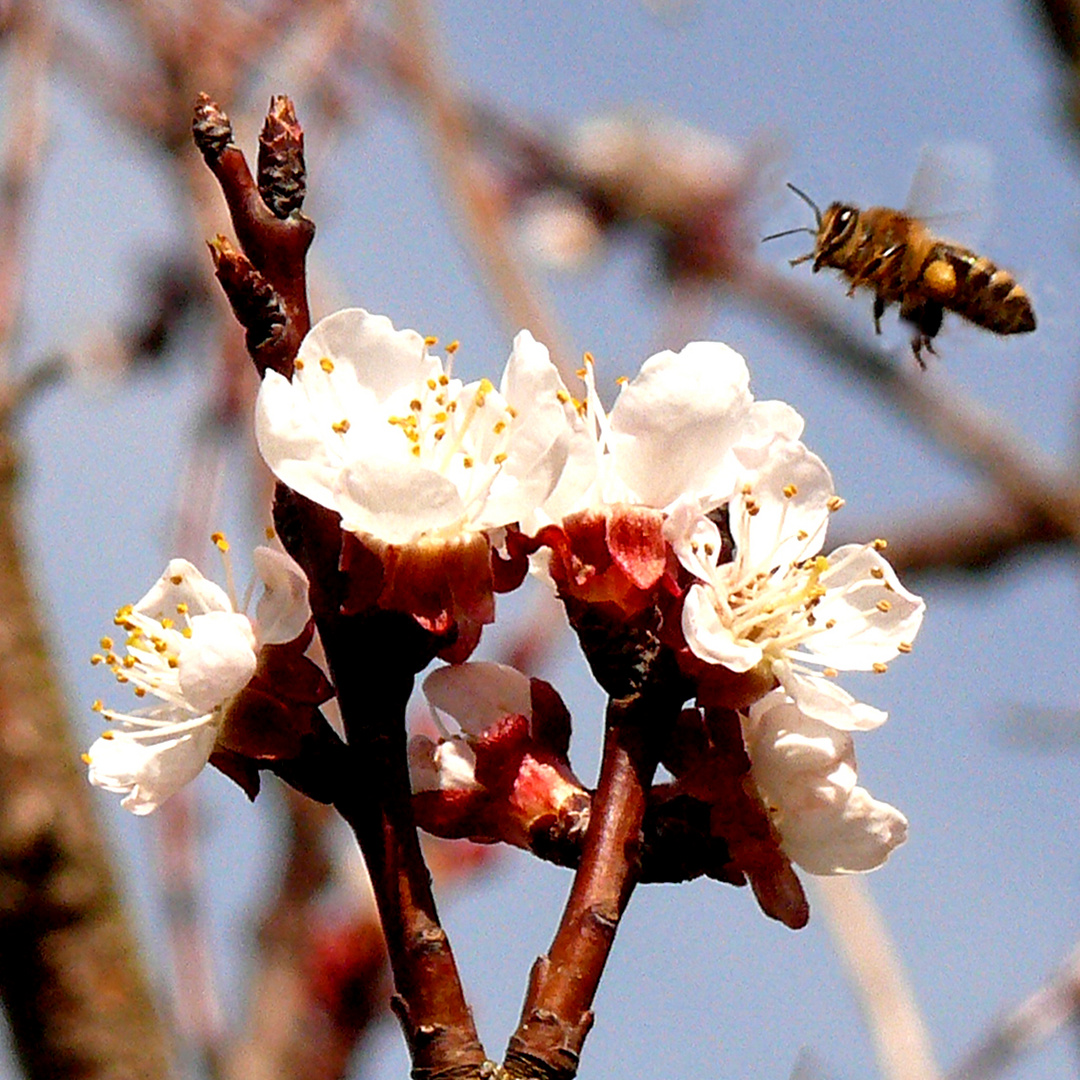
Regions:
[[10, 1, 1080, 1077]]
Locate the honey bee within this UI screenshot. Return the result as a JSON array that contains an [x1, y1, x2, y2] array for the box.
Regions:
[[765, 182, 1036, 367]]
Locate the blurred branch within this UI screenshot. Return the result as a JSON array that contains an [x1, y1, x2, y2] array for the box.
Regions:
[[815, 876, 941, 1080], [385, 0, 577, 383], [946, 939, 1080, 1080]]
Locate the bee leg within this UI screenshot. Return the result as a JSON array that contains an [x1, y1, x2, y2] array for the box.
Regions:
[[900, 297, 943, 370], [873, 295, 886, 335]]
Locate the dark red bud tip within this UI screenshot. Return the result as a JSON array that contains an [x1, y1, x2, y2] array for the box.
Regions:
[[192, 93, 234, 163], [258, 94, 307, 219]]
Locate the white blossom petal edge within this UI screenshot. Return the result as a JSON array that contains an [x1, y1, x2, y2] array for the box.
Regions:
[[85, 548, 312, 814], [255, 309, 577, 546], [666, 439, 925, 730], [743, 691, 907, 874]]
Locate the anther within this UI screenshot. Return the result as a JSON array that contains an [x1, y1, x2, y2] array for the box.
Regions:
[[424, 335, 438, 347], [783, 484, 798, 498], [876, 599, 892, 613], [212, 532, 230, 553], [871, 567, 884, 579], [332, 419, 351, 434], [898, 641, 913, 654], [320, 357, 334, 373], [873, 538, 888, 550], [827, 496, 846, 512], [170, 574, 184, 585], [493, 453, 508, 465], [872, 662, 888, 673], [446, 340, 460, 354]]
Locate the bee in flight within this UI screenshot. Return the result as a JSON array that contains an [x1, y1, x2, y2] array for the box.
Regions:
[[764, 182, 1036, 367]]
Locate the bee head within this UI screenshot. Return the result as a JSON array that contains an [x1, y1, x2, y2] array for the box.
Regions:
[[762, 183, 824, 267], [813, 204, 860, 269]]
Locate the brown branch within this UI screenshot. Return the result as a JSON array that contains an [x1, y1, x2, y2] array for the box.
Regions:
[[198, 95, 487, 1079], [503, 650, 686, 1080]]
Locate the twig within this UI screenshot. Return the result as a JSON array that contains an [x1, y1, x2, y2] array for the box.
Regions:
[[946, 940, 1080, 1080], [815, 876, 941, 1080], [503, 642, 686, 1080]]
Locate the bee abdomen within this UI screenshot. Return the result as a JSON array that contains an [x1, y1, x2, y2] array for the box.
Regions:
[[935, 247, 1036, 335]]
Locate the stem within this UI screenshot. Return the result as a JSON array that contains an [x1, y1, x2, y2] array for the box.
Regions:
[[503, 682, 678, 1080], [321, 608, 488, 1080]]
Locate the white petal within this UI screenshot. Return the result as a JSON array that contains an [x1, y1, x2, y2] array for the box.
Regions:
[[255, 369, 344, 511], [336, 457, 468, 544], [744, 692, 907, 874], [807, 545, 925, 669], [663, 498, 726, 580], [774, 662, 887, 731], [609, 340, 754, 507], [423, 661, 533, 736], [783, 787, 908, 874], [731, 440, 834, 570], [252, 546, 311, 645], [297, 308, 434, 405], [178, 611, 258, 714], [86, 718, 218, 815], [683, 583, 762, 672], [135, 559, 233, 620], [433, 736, 479, 790]]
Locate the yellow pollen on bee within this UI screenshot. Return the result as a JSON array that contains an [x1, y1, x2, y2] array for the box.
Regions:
[[332, 419, 351, 434], [424, 335, 438, 347], [493, 452, 508, 465], [320, 357, 334, 373], [871, 567, 884, 579], [823, 668, 839, 678], [827, 496, 846, 512], [876, 599, 892, 613], [783, 484, 798, 498], [212, 532, 230, 553], [898, 641, 913, 653], [446, 340, 460, 354], [873, 538, 888, 551], [463, 456, 475, 469], [873, 662, 888, 673]]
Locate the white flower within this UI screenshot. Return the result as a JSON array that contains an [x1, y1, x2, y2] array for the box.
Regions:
[[85, 547, 310, 815], [537, 340, 802, 524], [409, 661, 533, 793], [255, 309, 576, 546], [743, 691, 907, 874], [667, 439, 924, 730]]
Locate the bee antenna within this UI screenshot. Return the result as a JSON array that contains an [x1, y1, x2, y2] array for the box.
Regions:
[[785, 182, 823, 230], [761, 226, 817, 243]]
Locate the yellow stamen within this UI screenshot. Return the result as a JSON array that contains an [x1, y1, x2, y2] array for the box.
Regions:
[[320, 356, 334, 373], [873, 662, 888, 673], [876, 599, 892, 613], [332, 419, 351, 434], [424, 335, 438, 347], [783, 484, 798, 498]]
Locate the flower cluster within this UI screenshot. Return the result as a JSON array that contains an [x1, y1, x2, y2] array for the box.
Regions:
[[88, 304, 923, 901]]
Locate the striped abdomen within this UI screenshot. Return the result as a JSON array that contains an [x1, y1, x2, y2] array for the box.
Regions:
[[923, 245, 1036, 335]]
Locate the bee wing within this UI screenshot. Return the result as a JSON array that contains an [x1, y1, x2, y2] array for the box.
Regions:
[[904, 142, 994, 247]]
